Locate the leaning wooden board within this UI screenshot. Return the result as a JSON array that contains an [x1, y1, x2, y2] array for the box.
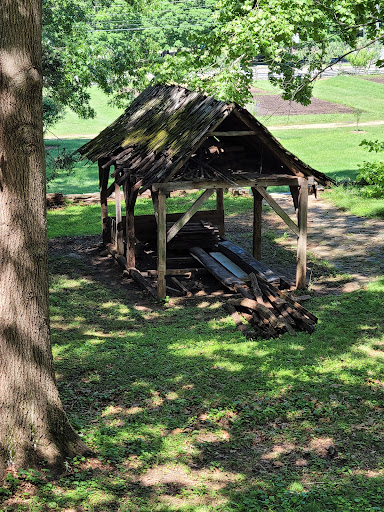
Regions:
[[218, 240, 281, 284]]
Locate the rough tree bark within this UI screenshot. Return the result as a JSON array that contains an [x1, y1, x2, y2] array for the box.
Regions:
[[0, 1, 88, 476]]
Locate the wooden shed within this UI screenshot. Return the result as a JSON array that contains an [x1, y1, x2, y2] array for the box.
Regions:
[[79, 84, 332, 299]]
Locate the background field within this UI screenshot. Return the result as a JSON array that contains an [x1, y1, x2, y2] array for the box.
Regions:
[[46, 76, 384, 195]]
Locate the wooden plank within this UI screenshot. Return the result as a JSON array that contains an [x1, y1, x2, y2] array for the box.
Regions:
[[152, 175, 300, 192], [166, 189, 215, 243], [157, 190, 167, 299], [129, 268, 158, 299], [216, 188, 225, 236], [296, 178, 308, 289], [209, 131, 258, 136], [148, 268, 208, 277], [114, 183, 124, 255], [190, 247, 244, 291], [218, 240, 281, 284], [277, 290, 318, 323], [170, 277, 192, 297], [254, 186, 299, 236], [223, 303, 249, 334], [252, 187, 263, 259], [132, 210, 222, 241], [209, 252, 250, 280]]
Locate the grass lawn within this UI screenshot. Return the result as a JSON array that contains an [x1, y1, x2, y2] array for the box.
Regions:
[[47, 88, 123, 138], [3, 197, 384, 510], [323, 186, 384, 219], [274, 125, 384, 182]]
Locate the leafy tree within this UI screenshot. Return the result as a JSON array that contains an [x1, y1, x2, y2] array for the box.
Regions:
[[153, 0, 384, 105], [41, 0, 218, 125]]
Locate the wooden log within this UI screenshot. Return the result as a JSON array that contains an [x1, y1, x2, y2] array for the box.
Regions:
[[296, 178, 308, 289], [129, 268, 157, 299], [166, 189, 214, 243], [228, 297, 286, 331], [251, 187, 263, 260], [157, 190, 167, 299]]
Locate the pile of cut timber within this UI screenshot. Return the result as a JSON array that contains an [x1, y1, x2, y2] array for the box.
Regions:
[[167, 221, 220, 251], [190, 246, 317, 339]]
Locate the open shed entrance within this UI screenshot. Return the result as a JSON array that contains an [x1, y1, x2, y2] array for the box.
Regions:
[[79, 84, 333, 335]]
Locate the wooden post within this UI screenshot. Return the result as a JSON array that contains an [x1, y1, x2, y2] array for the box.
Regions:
[[114, 182, 124, 255], [251, 187, 263, 260], [157, 190, 167, 299], [296, 178, 308, 289], [99, 158, 110, 245], [123, 181, 138, 268], [216, 188, 225, 236], [151, 190, 159, 225]]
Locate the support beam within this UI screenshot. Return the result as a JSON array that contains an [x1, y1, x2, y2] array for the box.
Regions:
[[152, 175, 299, 192], [114, 183, 124, 255], [251, 187, 263, 260], [123, 182, 138, 268], [296, 178, 308, 289], [216, 188, 225, 236], [157, 190, 167, 299], [98, 158, 110, 245], [166, 188, 214, 243], [254, 186, 299, 236], [289, 185, 299, 211], [151, 190, 159, 225], [209, 130, 258, 136]]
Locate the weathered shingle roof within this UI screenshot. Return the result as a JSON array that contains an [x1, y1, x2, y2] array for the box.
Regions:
[[78, 84, 333, 191]]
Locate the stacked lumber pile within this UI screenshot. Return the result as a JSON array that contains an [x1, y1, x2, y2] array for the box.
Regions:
[[227, 273, 317, 339], [190, 246, 317, 339], [167, 221, 220, 252]]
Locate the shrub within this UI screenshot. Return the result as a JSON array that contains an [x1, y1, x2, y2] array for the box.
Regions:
[[357, 139, 384, 197]]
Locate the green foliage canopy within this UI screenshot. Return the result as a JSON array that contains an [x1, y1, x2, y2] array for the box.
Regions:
[[153, 0, 384, 105]]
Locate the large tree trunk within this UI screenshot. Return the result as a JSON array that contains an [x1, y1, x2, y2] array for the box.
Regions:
[[0, 1, 88, 475]]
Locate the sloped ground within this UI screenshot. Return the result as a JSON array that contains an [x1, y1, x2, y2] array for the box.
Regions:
[[226, 192, 384, 294]]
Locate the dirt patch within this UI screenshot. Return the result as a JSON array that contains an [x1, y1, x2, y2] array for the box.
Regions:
[[249, 87, 355, 116], [226, 192, 384, 294], [364, 75, 384, 84]]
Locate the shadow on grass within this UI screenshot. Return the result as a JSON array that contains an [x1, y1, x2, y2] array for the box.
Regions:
[[5, 245, 380, 512]]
